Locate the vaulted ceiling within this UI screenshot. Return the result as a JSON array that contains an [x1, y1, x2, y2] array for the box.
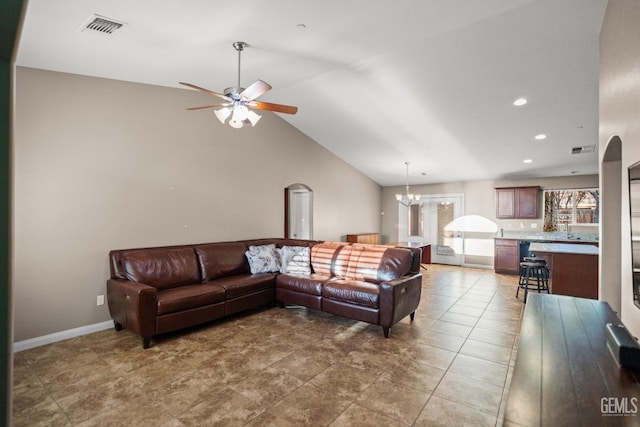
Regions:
[[15, 0, 607, 186]]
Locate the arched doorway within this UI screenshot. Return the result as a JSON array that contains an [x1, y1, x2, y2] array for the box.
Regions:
[[600, 135, 622, 311], [284, 184, 313, 239]]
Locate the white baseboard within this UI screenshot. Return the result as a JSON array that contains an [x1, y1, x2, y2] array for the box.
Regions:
[[462, 263, 493, 270], [13, 320, 114, 353]]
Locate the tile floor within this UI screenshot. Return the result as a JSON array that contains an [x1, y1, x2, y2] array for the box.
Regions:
[[12, 264, 524, 426]]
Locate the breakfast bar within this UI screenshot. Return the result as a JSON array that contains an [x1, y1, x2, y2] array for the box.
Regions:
[[504, 294, 640, 426], [529, 242, 599, 299]]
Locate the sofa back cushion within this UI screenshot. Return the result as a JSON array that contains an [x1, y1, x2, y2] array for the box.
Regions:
[[350, 246, 413, 284], [195, 242, 250, 281], [310, 242, 413, 283], [310, 242, 346, 276], [122, 247, 200, 290]]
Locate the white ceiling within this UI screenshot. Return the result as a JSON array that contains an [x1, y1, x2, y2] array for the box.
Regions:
[[15, 0, 607, 186]]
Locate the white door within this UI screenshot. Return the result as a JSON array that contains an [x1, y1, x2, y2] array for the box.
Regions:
[[288, 189, 312, 239], [428, 196, 464, 265]]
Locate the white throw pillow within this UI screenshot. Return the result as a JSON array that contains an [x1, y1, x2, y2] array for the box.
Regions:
[[279, 245, 311, 275], [245, 244, 280, 274]]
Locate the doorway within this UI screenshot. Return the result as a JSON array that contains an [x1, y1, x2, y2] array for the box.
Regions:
[[600, 136, 622, 312], [284, 184, 313, 239], [398, 194, 464, 266], [427, 195, 464, 265]]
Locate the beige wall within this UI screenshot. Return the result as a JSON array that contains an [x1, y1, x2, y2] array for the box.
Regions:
[[13, 67, 381, 341], [381, 175, 599, 267], [600, 0, 640, 337]]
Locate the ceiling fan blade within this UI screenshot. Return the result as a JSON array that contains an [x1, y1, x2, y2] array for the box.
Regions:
[[250, 100, 298, 115], [179, 82, 232, 101], [240, 79, 272, 101], [185, 104, 228, 111]]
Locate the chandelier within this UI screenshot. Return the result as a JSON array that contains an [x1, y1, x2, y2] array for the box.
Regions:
[[396, 161, 419, 207]]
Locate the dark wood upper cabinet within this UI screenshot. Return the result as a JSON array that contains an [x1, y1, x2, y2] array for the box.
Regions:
[[496, 188, 515, 218], [515, 186, 539, 218], [496, 186, 539, 219]]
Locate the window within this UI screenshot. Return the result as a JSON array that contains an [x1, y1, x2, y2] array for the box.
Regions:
[[543, 188, 599, 231]]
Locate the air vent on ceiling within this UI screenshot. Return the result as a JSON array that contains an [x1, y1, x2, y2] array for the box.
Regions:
[[80, 15, 126, 36], [571, 145, 596, 154]]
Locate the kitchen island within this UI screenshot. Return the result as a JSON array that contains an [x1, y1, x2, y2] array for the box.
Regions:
[[494, 234, 598, 275], [529, 242, 599, 299]]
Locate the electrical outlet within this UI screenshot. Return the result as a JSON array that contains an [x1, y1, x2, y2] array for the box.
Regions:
[[97, 295, 105, 306], [531, 223, 538, 228]]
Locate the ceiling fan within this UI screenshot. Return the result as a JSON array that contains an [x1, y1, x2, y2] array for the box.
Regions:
[[180, 41, 298, 128]]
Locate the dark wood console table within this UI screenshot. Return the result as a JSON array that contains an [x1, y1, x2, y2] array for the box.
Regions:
[[388, 242, 431, 264], [504, 294, 640, 426], [346, 233, 379, 245]]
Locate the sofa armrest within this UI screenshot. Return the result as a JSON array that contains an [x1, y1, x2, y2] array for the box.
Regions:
[[107, 279, 157, 339], [379, 273, 422, 328]]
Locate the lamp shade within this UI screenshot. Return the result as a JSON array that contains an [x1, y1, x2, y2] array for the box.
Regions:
[[214, 107, 232, 124], [247, 110, 262, 126], [233, 104, 249, 121], [229, 117, 243, 128]]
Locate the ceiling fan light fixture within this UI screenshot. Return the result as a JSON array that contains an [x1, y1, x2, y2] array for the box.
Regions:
[[233, 104, 249, 122], [229, 117, 244, 129], [247, 110, 262, 126], [214, 107, 232, 124]]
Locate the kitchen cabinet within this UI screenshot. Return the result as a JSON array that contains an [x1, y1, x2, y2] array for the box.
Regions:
[[496, 186, 539, 219], [494, 238, 519, 274]]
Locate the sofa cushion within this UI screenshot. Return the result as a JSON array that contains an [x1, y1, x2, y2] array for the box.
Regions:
[[209, 273, 276, 299], [322, 279, 380, 308], [368, 247, 413, 283], [310, 243, 413, 283], [122, 247, 200, 290], [347, 245, 412, 284], [245, 244, 281, 274], [310, 242, 353, 277], [276, 273, 332, 296], [345, 245, 385, 281], [195, 242, 249, 282], [279, 246, 312, 275], [156, 284, 226, 315]]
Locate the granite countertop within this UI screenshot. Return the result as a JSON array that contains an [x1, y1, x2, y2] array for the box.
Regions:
[[494, 232, 599, 243], [529, 242, 599, 255]]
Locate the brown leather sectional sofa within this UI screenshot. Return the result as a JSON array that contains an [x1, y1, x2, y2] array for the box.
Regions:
[[277, 241, 423, 338], [107, 238, 422, 348]]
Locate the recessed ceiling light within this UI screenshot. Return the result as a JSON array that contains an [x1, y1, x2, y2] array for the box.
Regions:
[[523, 159, 533, 164], [513, 98, 528, 106], [534, 134, 547, 140]]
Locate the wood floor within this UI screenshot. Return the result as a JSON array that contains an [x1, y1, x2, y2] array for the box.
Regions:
[[12, 264, 524, 426]]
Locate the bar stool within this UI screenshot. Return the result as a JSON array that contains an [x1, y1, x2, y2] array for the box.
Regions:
[[516, 260, 549, 303], [518, 256, 544, 281]]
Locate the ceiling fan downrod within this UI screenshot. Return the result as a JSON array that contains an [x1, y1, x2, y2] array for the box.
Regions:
[[232, 41, 246, 92]]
